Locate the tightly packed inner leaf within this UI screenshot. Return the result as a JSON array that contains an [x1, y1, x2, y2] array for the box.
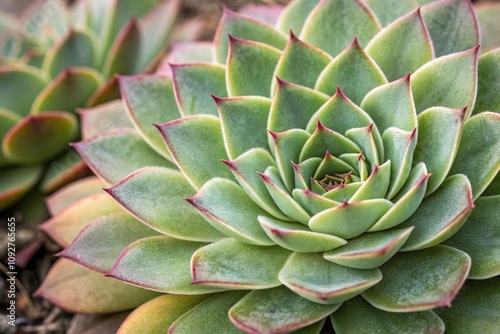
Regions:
[[39, 0, 500, 333]]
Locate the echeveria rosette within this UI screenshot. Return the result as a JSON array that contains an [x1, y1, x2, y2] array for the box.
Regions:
[[0, 0, 182, 215], [39, 0, 500, 333]]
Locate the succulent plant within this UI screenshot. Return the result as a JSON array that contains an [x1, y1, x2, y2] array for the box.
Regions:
[[0, 0, 182, 215], [39, 0, 500, 332]]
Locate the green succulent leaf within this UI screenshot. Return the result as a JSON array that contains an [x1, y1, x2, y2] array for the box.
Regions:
[[345, 125, 381, 170], [73, 129, 175, 185], [0, 166, 42, 211], [324, 228, 414, 270], [414, 107, 466, 195], [117, 295, 207, 334], [79, 100, 133, 139], [362, 245, 470, 312], [279, 252, 382, 304], [120, 74, 181, 160], [0, 65, 49, 116], [382, 127, 417, 199], [268, 79, 329, 134], [435, 278, 500, 333], [474, 49, 500, 115], [421, 0, 479, 57], [273, 33, 332, 91], [275, 0, 321, 35], [170, 291, 249, 334], [43, 28, 98, 78], [40, 193, 123, 247], [292, 158, 322, 191], [214, 9, 287, 64], [259, 216, 347, 253], [102, 19, 140, 78], [157, 115, 234, 189], [224, 148, 288, 220], [475, 4, 500, 54], [349, 160, 391, 202], [315, 39, 387, 105], [229, 286, 339, 334], [2, 112, 78, 165], [410, 46, 478, 115], [292, 187, 339, 215], [217, 96, 271, 159], [323, 182, 363, 203], [309, 199, 393, 238], [189, 178, 274, 246], [331, 296, 445, 334], [107, 167, 225, 242], [369, 163, 430, 231], [46, 176, 104, 216], [0, 109, 20, 166], [31, 67, 103, 113], [444, 195, 500, 279], [449, 112, 500, 199], [299, 0, 381, 57], [226, 37, 281, 97], [191, 239, 291, 289], [366, 8, 434, 81], [36, 259, 159, 314], [171, 63, 227, 116], [59, 212, 158, 273], [364, 0, 434, 26], [40, 149, 89, 194], [108, 236, 222, 294], [261, 166, 312, 225]]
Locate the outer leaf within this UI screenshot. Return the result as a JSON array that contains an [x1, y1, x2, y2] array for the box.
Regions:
[[79, 100, 133, 139], [216, 96, 271, 159], [2, 112, 77, 165], [157, 115, 234, 190], [364, 0, 434, 26], [275, 0, 321, 35], [410, 46, 478, 116], [35, 259, 159, 314], [475, 4, 500, 54], [108, 236, 222, 294], [475, 49, 500, 114], [40, 149, 90, 194], [449, 112, 500, 199], [299, 0, 381, 57], [120, 74, 181, 160], [229, 286, 340, 334], [117, 295, 207, 334], [42, 28, 98, 78], [226, 36, 281, 97], [214, 9, 287, 64], [315, 39, 387, 105], [40, 193, 123, 247], [188, 178, 274, 246], [366, 8, 434, 81], [444, 195, 500, 279], [273, 33, 332, 90], [169, 292, 249, 334], [31, 67, 103, 113], [191, 239, 290, 289], [58, 212, 158, 273], [259, 216, 347, 253], [0, 167, 42, 211], [0, 109, 20, 166], [362, 245, 470, 312], [102, 19, 140, 78], [46, 176, 105, 216], [73, 129, 175, 185], [421, 0, 479, 57], [0, 65, 49, 116], [279, 252, 382, 305], [331, 297, 445, 334], [171, 63, 227, 116], [106, 167, 224, 242], [436, 278, 500, 333]]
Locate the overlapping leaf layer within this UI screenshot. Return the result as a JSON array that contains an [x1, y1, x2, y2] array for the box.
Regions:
[[0, 0, 183, 215], [39, 0, 500, 332]]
